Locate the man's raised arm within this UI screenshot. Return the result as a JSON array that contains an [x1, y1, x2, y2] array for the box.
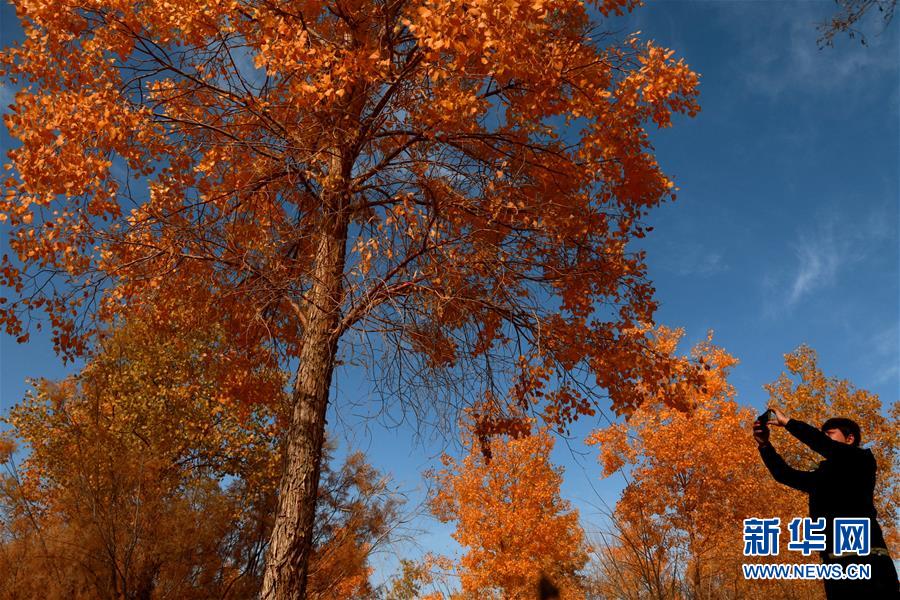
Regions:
[[754, 418, 814, 492], [758, 441, 815, 492], [785, 418, 862, 459], [768, 407, 861, 460]]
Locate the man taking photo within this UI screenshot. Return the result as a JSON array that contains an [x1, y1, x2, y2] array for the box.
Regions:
[[753, 407, 899, 599]]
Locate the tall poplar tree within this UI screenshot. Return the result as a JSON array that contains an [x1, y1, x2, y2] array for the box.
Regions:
[[1, 1, 701, 595]]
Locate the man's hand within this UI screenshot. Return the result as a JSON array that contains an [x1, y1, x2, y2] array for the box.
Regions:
[[753, 420, 770, 446], [767, 406, 790, 427]]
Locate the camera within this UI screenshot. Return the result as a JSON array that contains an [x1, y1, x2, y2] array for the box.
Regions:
[[756, 408, 775, 425]]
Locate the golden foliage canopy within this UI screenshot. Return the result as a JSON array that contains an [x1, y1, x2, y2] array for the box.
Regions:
[[0, 313, 403, 599], [429, 421, 588, 599], [1, 0, 702, 423]]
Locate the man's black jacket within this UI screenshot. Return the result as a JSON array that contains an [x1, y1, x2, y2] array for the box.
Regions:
[[758, 418, 889, 551]]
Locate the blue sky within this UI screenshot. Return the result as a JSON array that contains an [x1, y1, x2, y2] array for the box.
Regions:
[[1, 0, 898, 588]]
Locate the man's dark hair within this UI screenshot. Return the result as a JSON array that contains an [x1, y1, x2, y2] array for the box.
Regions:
[[821, 417, 861, 446]]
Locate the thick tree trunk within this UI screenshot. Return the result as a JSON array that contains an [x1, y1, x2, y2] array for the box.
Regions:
[[691, 554, 702, 600], [260, 209, 349, 600]]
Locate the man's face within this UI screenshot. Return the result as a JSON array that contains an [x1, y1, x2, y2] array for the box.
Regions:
[[824, 428, 854, 445]]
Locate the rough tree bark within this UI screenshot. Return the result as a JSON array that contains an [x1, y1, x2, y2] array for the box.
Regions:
[[260, 205, 350, 600], [260, 34, 367, 591]]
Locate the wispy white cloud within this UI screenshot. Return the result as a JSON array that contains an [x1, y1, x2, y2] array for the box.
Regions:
[[684, 250, 726, 277], [765, 203, 893, 314], [871, 322, 899, 357], [0, 83, 14, 111], [657, 241, 727, 278], [873, 362, 899, 386], [869, 322, 899, 385], [713, 2, 897, 101], [786, 225, 846, 305]]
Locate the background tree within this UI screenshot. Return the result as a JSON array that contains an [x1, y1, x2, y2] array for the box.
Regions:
[[385, 558, 434, 600], [0, 0, 702, 595], [583, 506, 683, 600], [306, 444, 406, 600], [0, 312, 406, 599], [587, 334, 827, 600], [818, 0, 896, 46], [0, 311, 284, 599], [428, 419, 589, 599]]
